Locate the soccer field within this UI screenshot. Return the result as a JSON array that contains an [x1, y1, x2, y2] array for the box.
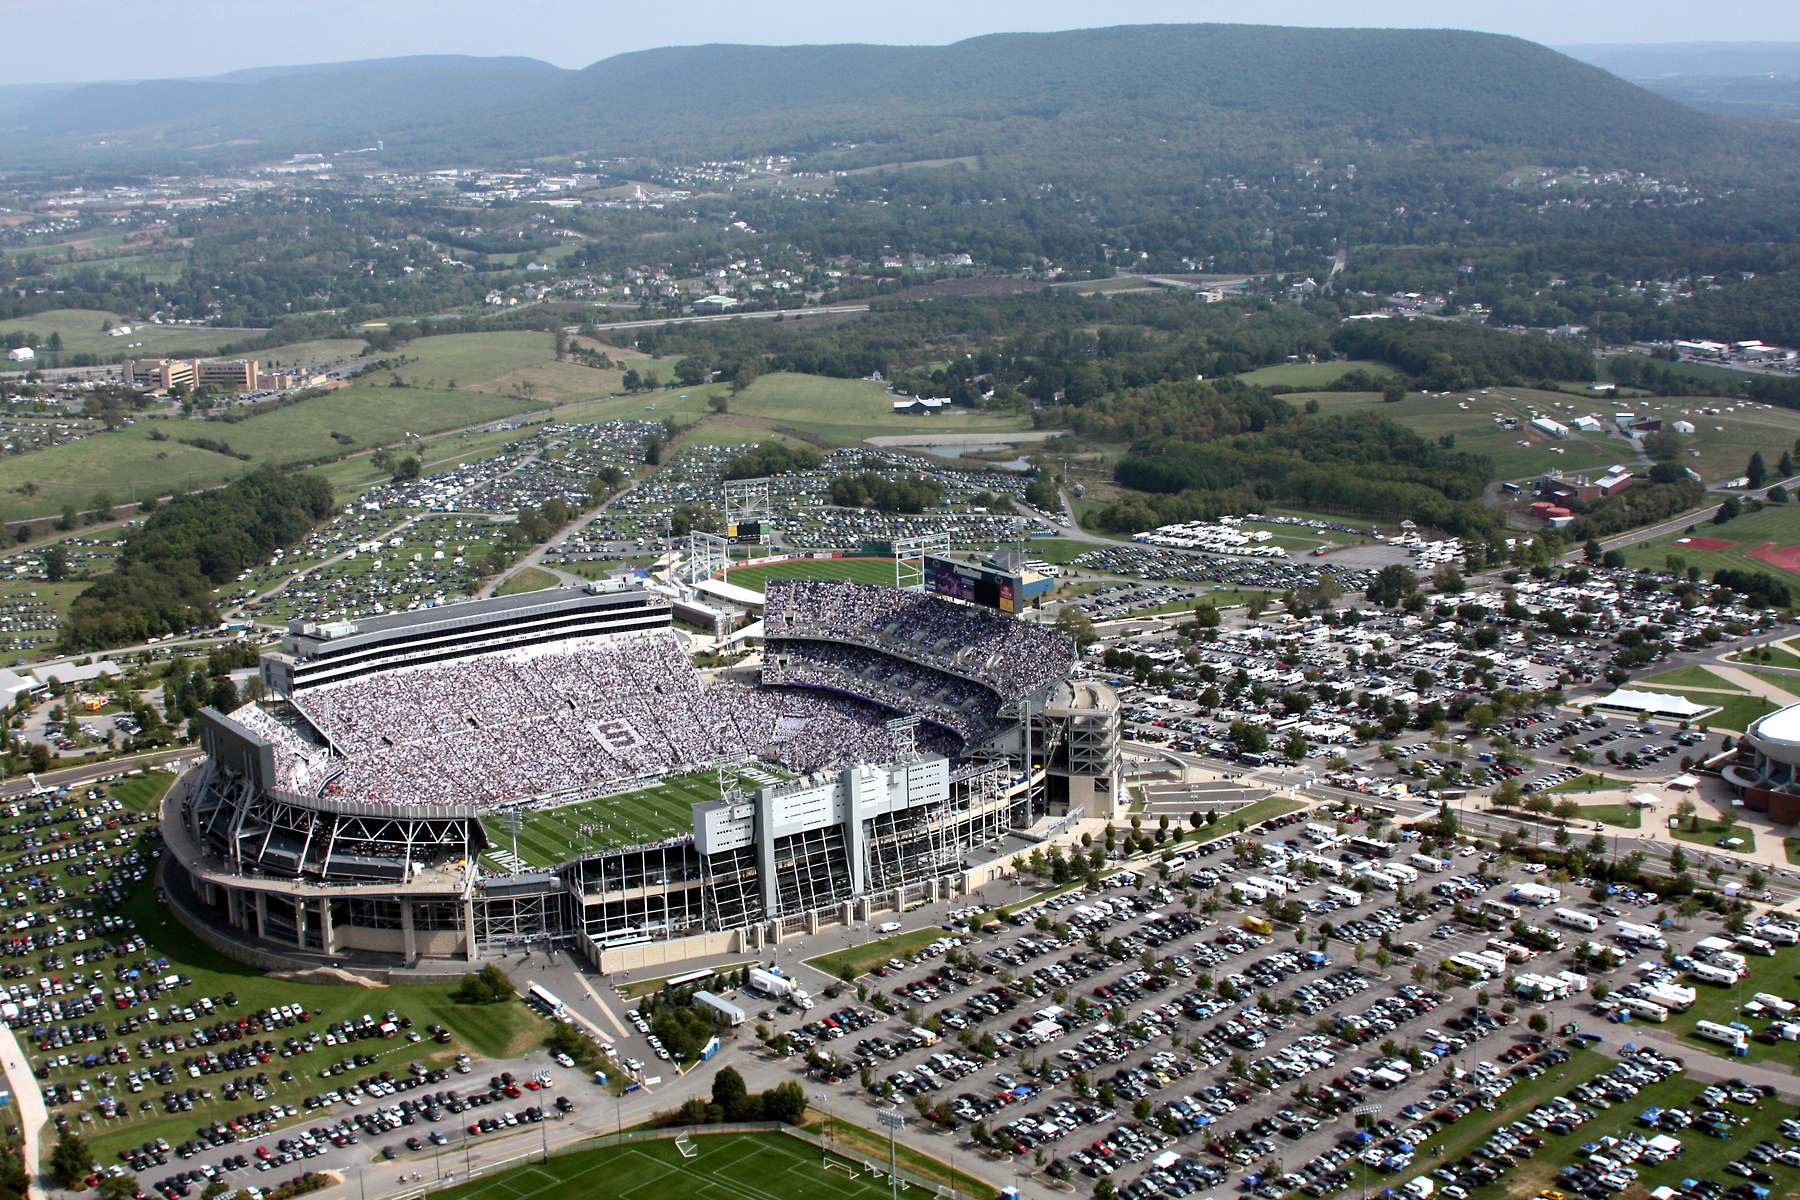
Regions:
[[445, 1133, 897, 1200], [479, 766, 788, 871]]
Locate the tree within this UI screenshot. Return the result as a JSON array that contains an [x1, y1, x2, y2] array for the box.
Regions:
[[712, 1066, 751, 1120], [98, 1175, 140, 1200], [453, 963, 517, 1004], [42, 545, 67, 581], [763, 1080, 807, 1124], [1748, 452, 1767, 489], [1528, 1012, 1548, 1033], [50, 1130, 89, 1189], [1054, 605, 1097, 648]]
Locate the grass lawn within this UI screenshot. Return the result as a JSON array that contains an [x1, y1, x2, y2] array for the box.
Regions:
[[1668, 938, 1800, 1062], [727, 557, 903, 591], [1729, 667, 1800, 701], [1620, 501, 1800, 580], [1262, 507, 1382, 535], [1187, 795, 1307, 842], [805, 927, 960, 982], [1463, 1064, 1798, 1200], [1237, 359, 1391, 390], [663, 374, 1031, 447], [1786, 838, 1800, 865], [1290, 389, 1628, 479], [1728, 638, 1800, 671], [1637, 665, 1747, 692], [0, 309, 252, 357], [1576, 803, 1642, 828], [1407, 1047, 1614, 1176], [58, 774, 551, 1163], [1666, 815, 1757, 854], [495, 566, 562, 596], [254, 338, 371, 368], [1548, 774, 1619, 795]]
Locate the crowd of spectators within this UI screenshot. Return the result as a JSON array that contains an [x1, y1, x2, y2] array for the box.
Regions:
[[765, 639, 1004, 747], [763, 580, 1076, 701], [231, 632, 951, 807]]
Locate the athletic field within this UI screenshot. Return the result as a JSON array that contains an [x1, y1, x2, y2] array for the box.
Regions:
[[479, 766, 788, 872], [441, 1133, 898, 1200], [726, 557, 903, 592]]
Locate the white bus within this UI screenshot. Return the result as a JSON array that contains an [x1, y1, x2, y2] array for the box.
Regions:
[[1552, 908, 1600, 932], [1408, 854, 1446, 874], [526, 983, 567, 1019]]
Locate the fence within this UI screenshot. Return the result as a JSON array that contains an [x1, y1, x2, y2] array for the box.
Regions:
[[373, 1121, 989, 1200]]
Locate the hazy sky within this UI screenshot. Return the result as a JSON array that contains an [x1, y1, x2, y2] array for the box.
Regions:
[[9, 0, 1799, 85]]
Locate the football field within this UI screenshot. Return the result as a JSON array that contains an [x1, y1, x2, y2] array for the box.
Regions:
[[479, 766, 788, 871], [726, 557, 902, 591], [442, 1133, 900, 1200]]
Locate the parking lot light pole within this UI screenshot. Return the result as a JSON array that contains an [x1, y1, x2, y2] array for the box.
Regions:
[[1351, 1103, 1381, 1200]]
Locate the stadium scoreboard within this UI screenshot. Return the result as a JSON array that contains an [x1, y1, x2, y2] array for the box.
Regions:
[[924, 555, 1023, 613], [726, 520, 765, 545]]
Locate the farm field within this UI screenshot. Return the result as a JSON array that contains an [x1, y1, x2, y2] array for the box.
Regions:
[[254, 338, 370, 368], [624, 373, 1032, 447], [726, 557, 903, 592], [1237, 358, 1389, 390], [0, 308, 253, 357], [1621, 503, 1800, 583], [479, 766, 790, 871], [432, 1131, 988, 1200], [1288, 388, 1629, 479]]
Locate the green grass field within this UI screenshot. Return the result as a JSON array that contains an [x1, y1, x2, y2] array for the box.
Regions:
[[806, 927, 963, 980], [433, 1130, 991, 1200], [627, 373, 1031, 447], [255, 338, 370, 368], [1289, 388, 1630, 479], [1622, 502, 1800, 581], [1668, 938, 1800, 1062], [1460, 1063, 1797, 1197], [1237, 359, 1390, 390], [1652, 689, 1780, 733], [481, 768, 789, 870], [1667, 814, 1757, 853], [726, 557, 902, 592], [54, 772, 551, 1164], [495, 567, 563, 596], [1728, 639, 1800, 670], [1575, 803, 1642, 827], [0, 309, 252, 357], [1637, 665, 1747, 692]]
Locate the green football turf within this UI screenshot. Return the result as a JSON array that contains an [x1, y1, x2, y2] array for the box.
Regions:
[[726, 557, 905, 592], [445, 1133, 898, 1200], [480, 767, 788, 870]]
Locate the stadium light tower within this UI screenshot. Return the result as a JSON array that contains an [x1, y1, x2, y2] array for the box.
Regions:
[[878, 1109, 905, 1200], [721, 477, 772, 546]]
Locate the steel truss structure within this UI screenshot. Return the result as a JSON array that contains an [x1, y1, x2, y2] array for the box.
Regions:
[[722, 477, 772, 544], [682, 530, 732, 584], [892, 534, 949, 592], [187, 765, 485, 882]]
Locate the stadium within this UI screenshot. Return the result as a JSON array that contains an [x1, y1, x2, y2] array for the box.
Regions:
[[1723, 700, 1800, 825], [164, 575, 1116, 971]]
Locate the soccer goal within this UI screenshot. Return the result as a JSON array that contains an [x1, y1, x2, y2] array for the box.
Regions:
[[675, 1135, 698, 1159], [823, 1158, 859, 1179]]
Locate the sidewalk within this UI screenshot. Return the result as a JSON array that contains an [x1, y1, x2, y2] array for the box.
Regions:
[[0, 1024, 47, 1198]]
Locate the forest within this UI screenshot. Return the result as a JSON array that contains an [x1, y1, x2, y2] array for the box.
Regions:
[[62, 467, 335, 649]]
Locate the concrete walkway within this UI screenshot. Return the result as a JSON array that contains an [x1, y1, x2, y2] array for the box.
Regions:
[[0, 1023, 47, 1198]]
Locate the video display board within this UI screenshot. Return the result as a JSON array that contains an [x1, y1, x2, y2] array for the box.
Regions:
[[727, 521, 764, 545], [924, 555, 1020, 613]]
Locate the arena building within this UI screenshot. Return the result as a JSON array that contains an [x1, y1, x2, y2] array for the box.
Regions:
[[1722, 701, 1800, 825], [165, 578, 1110, 971]]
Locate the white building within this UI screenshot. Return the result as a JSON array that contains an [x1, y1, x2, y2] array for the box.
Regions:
[[5, 347, 33, 363]]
